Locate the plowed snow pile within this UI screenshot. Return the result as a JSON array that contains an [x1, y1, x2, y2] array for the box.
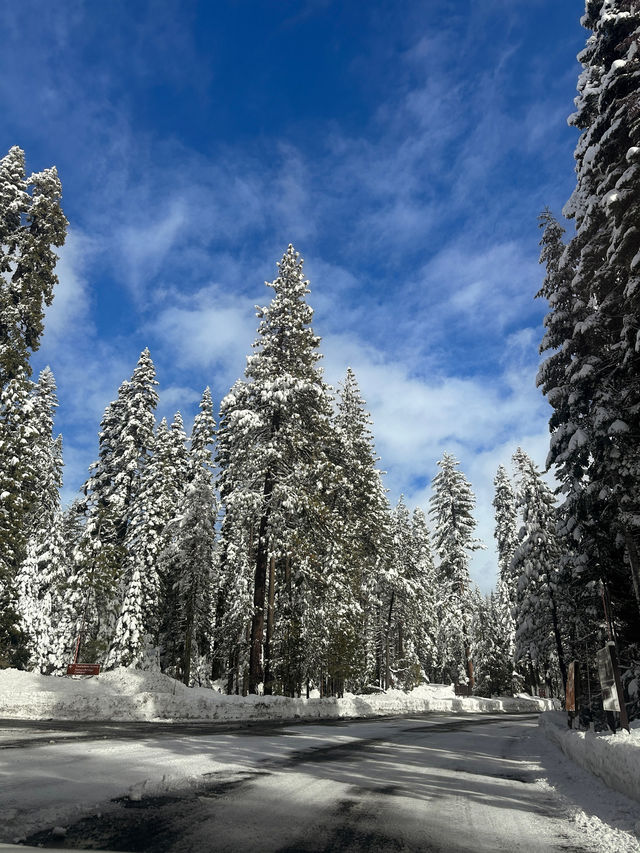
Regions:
[[540, 710, 640, 804], [0, 667, 553, 722]]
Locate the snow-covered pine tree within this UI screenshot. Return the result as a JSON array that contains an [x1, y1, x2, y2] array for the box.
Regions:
[[373, 496, 411, 690], [190, 387, 216, 482], [537, 3, 640, 641], [106, 411, 192, 670], [0, 146, 67, 384], [213, 482, 254, 694], [472, 592, 512, 697], [77, 349, 158, 660], [0, 147, 66, 666], [378, 498, 437, 690], [161, 474, 217, 686], [13, 368, 68, 672], [511, 448, 568, 694], [493, 466, 519, 613], [216, 246, 343, 695], [410, 507, 439, 681], [0, 371, 36, 665], [492, 464, 521, 687], [48, 501, 87, 671], [429, 453, 483, 689], [158, 410, 217, 681], [326, 368, 393, 693]]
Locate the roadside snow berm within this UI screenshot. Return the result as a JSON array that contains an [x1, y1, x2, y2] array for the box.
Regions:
[[540, 710, 640, 804]]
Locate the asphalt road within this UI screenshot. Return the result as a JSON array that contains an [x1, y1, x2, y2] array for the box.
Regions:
[[0, 713, 608, 852]]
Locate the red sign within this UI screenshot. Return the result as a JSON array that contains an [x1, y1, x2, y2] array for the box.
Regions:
[[67, 663, 101, 676]]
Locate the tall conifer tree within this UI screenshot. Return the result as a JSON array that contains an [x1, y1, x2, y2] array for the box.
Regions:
[[217, 246, 343, 694], [0, 147, 66, 666], [512, 448, 568, 693], [429, 453, 482, 688], [537, 2, 640, 640], [77, 349, 158, 658]]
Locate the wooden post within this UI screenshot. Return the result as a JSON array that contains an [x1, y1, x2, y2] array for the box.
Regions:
[[566, 660, 581, 728]]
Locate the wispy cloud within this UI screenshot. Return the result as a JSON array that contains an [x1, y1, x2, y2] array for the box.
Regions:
[[3, 0, 583, 592]]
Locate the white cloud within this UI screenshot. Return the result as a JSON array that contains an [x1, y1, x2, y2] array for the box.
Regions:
[[321, 329, 552, 592], [42, 229, 93, 344], [117, 201, 188, 300], [419, 240, 542, 331], [149, 284, 257, 386]]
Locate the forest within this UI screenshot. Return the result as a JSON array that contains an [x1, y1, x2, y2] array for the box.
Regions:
[[0, 2, 638, 720]]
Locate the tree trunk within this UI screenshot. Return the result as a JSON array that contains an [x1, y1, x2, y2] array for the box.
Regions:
[[527, 652, 539, 695], [248, 470, 274, 694], [385, 590, 395, 689], [546, 581, 567, 691], [263, 556, 276, 694], [464, 639, 475, 690], [284, 555, 295, 697], [211, 582, 227, 681], [182, 587, 196, 687], [248, 408, 281, 695], [226, 647, 235, 695], [182, 618, 193, 687], [624, 528, 640, 632]]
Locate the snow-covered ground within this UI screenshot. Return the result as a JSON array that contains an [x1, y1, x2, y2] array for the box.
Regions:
[[0, 667, 554, 722], [540, 710, 640, 805]]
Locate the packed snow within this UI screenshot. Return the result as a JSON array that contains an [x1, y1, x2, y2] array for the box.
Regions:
[[1, 713, 638, 852], [540, 710, 640, 805], [0, 667, 554, 723]]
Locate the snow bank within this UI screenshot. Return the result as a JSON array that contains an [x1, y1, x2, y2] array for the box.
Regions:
[[540, 711, 640, 804], [0, 668, 553, 723]]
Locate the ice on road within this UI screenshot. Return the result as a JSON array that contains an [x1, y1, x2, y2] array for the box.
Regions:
[[1, 713, 638, 852]]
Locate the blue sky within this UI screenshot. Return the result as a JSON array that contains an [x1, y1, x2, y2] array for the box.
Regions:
[[1, 1, 587, 590]]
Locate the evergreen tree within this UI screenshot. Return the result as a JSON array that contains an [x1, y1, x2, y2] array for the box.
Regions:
[[410, 507, 439, 682], [537, 2, 640, 641], [0, 373, 36, 621], [49, 501, 87, 671], [493, 466, 519, 610], [329, 368, 393, 692], [375, 497, 410, 690], [0, 144, 67, 665], [162, 476, 218, 686], [512, 448, 568, 694], [377, 499, 437, 690], [0, 146, 67, 383], [216, 246, 343, 694], [13, 369, 67, 672], [429, 453, 482, 688], [492, 464, 520, 687], [106, 412, 191, 670], [190, 387, 216, 481], [472, 592, 512, 696], [77, 349, 158, 659]]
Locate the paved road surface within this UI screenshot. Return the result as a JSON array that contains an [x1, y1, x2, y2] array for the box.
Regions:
[[0, 713, 628, 852]]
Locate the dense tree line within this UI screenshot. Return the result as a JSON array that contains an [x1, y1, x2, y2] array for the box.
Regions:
[[1, 3, 637, 719], [0, 197, 506, 694]]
